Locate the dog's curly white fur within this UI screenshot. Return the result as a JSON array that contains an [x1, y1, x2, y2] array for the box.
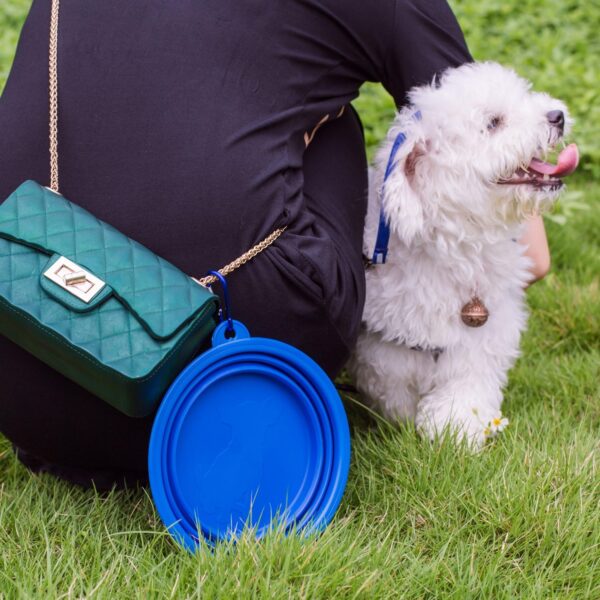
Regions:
[[349, 62, 575, 448]]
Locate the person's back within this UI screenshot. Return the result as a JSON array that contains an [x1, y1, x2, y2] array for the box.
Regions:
[[0, 0, 470, 275], [0, 0, 471, 487]]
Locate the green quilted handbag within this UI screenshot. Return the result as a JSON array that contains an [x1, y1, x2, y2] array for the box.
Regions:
[[0, 1, 225, 417], [0, 180, 219, 417]]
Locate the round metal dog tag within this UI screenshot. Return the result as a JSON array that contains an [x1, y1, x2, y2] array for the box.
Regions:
[[461, 296, 489, 327]]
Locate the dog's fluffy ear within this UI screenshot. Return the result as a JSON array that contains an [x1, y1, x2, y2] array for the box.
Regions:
[[379, 128, 429, 245]]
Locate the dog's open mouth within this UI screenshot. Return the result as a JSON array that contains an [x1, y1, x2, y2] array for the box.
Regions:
[[498, 143, 579, 190]]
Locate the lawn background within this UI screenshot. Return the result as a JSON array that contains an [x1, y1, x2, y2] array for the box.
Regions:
[[1, 1, 598, 598]]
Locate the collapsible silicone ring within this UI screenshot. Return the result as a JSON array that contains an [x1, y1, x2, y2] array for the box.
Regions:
[[149, 321, 351, 552], [167, 364, 327, 541], [154, 337, 326, 542]]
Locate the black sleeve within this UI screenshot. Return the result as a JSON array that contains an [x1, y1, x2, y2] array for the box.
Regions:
[[379, 0, 473, 108]]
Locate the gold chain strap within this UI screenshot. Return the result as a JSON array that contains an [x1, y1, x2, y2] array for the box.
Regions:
[[193, 226, 287, 287], [48, 0, 285, 284], [49, 0, 60, 192]]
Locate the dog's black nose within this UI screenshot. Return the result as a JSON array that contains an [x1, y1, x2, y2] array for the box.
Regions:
[[547, 110, 565, 131]]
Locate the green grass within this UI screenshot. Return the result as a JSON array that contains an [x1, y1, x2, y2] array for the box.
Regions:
[[1, 1, 599, 598]]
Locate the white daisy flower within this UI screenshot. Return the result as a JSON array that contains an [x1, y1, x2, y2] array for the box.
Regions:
[[489, 415, 509, 434]]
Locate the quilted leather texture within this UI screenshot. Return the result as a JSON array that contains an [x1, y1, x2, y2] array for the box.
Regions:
[[0, 181, 218, 415], [0, 237, 195, 376], [0, 181, 215, 339]]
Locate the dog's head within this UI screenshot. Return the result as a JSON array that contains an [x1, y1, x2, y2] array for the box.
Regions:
[[378, 62, 578, 243]]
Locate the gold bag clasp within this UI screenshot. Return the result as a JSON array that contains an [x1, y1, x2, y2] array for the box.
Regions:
[[43, 256, 106, 303]]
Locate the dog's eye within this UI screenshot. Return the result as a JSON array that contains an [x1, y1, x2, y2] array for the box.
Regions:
[[487, 115, 504, 131]]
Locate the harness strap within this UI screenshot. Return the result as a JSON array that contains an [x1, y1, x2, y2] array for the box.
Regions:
[[371, 111, 421, 265]]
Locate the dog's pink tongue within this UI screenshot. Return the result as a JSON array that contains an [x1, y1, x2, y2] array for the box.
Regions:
[[529, 144, 579, 177]]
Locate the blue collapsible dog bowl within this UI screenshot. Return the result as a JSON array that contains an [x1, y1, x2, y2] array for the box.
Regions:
[[148, 319, 351, 552]]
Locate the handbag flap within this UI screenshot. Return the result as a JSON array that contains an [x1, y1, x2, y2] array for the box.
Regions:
[[0, 181, 217, 340]]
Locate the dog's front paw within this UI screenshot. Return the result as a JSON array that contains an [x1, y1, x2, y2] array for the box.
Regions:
[[415, 397, 503, 450]]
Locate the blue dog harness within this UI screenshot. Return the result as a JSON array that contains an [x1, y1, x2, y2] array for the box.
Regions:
[[370, 111, 422, 265], [367, 111, 443, 360]]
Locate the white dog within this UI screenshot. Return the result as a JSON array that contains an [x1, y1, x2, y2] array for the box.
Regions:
[[349, 62, 578, 448]]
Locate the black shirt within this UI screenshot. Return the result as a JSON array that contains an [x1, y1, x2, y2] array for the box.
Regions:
[[0, 0, 471, 277]]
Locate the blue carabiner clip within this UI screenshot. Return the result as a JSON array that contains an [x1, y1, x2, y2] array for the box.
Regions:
[[206, 270, 236, 338]]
